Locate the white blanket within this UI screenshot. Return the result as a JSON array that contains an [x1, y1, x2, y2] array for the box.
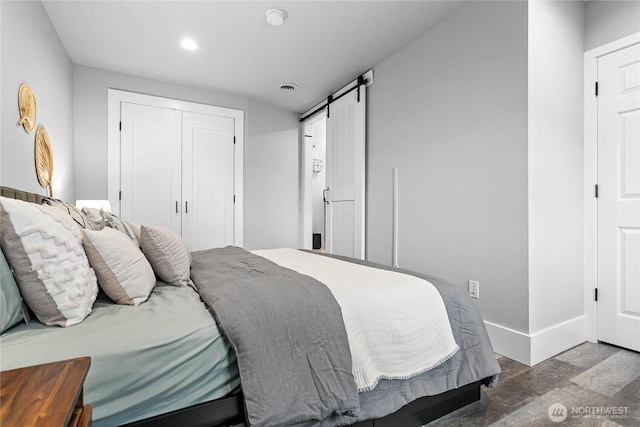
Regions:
[[253, 249, 460, 392]]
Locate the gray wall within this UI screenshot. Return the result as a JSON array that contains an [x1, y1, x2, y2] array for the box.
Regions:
[[73, 65, 248, 199], [585, 1, 640, 51], [367, 1, 530, 332], [245, 99, 300, 250], [1, 1, 74, 201]]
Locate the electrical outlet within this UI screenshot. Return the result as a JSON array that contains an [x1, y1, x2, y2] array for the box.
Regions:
[[468, 280, 480, 299]]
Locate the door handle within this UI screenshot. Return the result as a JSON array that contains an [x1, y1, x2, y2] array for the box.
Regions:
[[323, 187, 329, 205], [176, 201, 178, 213], [185, 201, 188, 214]]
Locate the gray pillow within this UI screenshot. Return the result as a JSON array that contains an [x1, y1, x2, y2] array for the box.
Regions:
[[125, 219, 141, 243], [81, 207, 106, 230], [83, 227, 156, 305], [0, 197, 98, 327], [1, 248, 24, 333], [102, 211, 140, 248], [140, 225, 192, 287]]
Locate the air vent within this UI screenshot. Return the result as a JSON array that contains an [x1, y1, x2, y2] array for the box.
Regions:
[[280, 83, 298, 91]]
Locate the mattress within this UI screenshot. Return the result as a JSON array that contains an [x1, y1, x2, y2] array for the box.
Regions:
[[190, 247, 500, 426], [1, 248, 499, 427], [0, 282, 240, 426]]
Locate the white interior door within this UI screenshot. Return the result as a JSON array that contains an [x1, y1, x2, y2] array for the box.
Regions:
[[182, 112, 235, 251], [597, 42, 640, 352], [109, 90, 244, 247], [325, 85, 366, 259], [120, 102, 182, 234]]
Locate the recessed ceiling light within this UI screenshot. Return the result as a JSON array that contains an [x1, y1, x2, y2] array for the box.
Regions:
[[266, 9, 286, 26], [179, 38, 200, 51]]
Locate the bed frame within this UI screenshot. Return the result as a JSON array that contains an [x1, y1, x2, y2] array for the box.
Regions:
[[0, 187, 486, 427], [124, 379, 483, 427]]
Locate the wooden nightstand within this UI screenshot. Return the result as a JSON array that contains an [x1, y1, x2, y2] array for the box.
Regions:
[[0, 357, 92, 427]]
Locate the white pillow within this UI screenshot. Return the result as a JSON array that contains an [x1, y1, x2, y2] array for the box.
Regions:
[[140, 225, 192, 287], [83, 227, 156, 305], [0, 197, 98, 327]]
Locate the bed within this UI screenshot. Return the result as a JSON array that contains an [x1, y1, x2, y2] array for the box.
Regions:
[[0, 187, 500, 427]]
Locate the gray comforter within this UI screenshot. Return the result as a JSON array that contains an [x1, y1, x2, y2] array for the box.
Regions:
[[191, 247, 359, 427], [191, 247, 501, 427], [317, 253, 501, 421]]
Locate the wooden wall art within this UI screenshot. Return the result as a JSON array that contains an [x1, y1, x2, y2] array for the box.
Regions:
[[17, 83, 37, 133], [35, 126, 54, 196]]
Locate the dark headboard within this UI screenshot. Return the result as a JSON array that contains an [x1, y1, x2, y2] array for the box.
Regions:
[[0, 186, 47, 205]]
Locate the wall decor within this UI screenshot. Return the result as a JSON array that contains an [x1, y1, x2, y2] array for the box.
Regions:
[[35, 126, 54, 196], [17, 83, 37, 133]]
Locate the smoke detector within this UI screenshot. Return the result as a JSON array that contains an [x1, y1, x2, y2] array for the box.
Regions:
[[280, 83, 298, 92], [266, 9, 286, 26]]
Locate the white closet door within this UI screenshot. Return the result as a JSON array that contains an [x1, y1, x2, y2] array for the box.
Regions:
[[597, 43, 640, 352], [120, 102, 182, 234], [325, 86, 366, 259], [182, 112, 235, 251]]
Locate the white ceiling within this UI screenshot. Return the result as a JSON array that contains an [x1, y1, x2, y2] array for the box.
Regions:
[[42, 1, 470, 113]]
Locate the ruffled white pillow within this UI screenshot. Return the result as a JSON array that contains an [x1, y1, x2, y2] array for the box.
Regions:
[[0, 197, 98, 327]]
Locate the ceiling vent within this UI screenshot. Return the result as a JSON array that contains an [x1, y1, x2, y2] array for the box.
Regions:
[[280, 83, 298, 92]]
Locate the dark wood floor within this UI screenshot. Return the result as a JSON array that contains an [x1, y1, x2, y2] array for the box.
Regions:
[[426, 342, 640, 426]]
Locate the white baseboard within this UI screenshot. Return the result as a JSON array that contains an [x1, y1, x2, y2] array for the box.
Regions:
[[484, 316, 587, 366], [484, 321, 531, 365], [529, 316, 587, 365]]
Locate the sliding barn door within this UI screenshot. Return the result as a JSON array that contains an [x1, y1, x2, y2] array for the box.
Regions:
[[120, 102, 182, 234], [325, 85, 366, 259], [182, 112, 235, 251]]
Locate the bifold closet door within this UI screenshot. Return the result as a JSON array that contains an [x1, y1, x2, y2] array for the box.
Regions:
[[182, 112, 235, 251], [120, 102, 182, 235]]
